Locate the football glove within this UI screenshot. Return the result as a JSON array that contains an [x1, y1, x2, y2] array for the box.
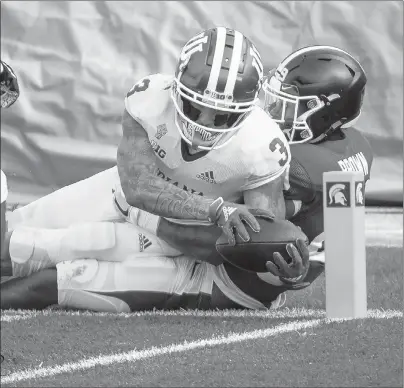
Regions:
[[208, 197, 275, 246], [266, 238, 310, 286], [1, 60, 20, 108]]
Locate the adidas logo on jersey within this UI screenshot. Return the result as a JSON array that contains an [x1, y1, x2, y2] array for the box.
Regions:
[[196, 171, 217, 184], [222, 206, 236, 221], [139, 233, 152, 252]]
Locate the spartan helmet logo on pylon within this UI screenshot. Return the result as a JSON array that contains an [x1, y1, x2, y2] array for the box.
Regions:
[[356, 182, 364, 205], [328, 183, 348, 206]]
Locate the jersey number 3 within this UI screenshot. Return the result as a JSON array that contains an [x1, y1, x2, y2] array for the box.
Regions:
[[126, 78, 151, 98], [269, 138, 289, 167]]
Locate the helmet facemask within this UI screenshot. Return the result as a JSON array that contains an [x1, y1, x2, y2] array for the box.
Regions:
[[263, 71, 327, 144], [171, 78, 255, 151]]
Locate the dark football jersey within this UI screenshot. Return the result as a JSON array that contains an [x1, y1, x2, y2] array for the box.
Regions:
[[222, 128, 374, 308], [285, 128, 373, 241]]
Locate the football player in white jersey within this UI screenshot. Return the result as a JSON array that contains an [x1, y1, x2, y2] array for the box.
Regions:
[[116, 26, 292, 245], [3, 27, 290, 275], [118, 27, 290, 234], [1, 28, 296, 311]]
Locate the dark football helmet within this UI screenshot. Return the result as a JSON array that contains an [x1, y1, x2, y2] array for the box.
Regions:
[[263, 46, 367, 143], [171, 27, 264, 150], [1, 60, 20, 108]]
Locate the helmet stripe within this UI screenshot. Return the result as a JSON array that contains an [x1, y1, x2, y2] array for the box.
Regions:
[[206, 26, 226, 92], [250, 44, 264, 79], [224, 30, 244, 97]]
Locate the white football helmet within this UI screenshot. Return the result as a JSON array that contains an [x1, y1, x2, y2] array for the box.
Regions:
[[171, 27, 264, 151]]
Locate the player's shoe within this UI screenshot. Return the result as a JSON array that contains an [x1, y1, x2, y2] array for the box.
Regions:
[[271, 292, 287, 309]]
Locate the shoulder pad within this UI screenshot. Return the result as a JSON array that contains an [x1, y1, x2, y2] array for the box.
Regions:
[[124, 73, 173, 122], [239, 109, 291, 188], [346, 128, 374, 178]]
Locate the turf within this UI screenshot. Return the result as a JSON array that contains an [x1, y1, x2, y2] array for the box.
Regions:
[[1, 246, 403, 387], [286, 246, 403, 310]]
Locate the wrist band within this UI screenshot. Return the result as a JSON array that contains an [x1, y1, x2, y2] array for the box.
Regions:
[[208, 197, 224, 223]]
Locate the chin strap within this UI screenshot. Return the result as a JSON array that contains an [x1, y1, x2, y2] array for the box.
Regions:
[[310, 119, 345, 144]]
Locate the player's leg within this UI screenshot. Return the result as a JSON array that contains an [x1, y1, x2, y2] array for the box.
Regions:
[[1, 269, 57, 310], [6, 221, 182, 277], [7, 167, 123, 230], [56, 256, 214, 312], [1, 170, 12, 279]]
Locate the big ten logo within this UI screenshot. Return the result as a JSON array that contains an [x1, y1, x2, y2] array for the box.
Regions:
[[150, 139, 166, 159], [326, 182, 351, 208], [178, 32, 208, 72], [208, 91, 226, 100]]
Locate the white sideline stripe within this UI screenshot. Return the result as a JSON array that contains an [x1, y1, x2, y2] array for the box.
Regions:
[[1, 308, 402, 322], [367, 242, 402, 248], [1, 319, 322, 384]]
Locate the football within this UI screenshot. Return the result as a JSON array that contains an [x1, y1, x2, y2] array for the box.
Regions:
[[215, 218, 309, 273]]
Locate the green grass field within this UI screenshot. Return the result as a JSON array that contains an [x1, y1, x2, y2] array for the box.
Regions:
[[1, 245, 402, 387]]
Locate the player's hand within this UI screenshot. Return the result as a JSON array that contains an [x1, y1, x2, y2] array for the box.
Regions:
[[208, 197, 275, 246], [266, 238, 310, 284], [1, 61, 20, 108]]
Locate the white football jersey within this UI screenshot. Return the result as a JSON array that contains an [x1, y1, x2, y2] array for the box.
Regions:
[[125, 73, 291, 204]]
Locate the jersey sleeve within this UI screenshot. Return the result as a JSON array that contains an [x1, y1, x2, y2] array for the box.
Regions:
[[356, 130, 374, 182], [124, 73, 173, 124], [242, 118, 291, 191]]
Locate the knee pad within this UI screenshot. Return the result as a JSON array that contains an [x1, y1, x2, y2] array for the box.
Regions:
[[58, 222, 116, 262], [57, 258, 100, 286], [57, 259, 131, 313]]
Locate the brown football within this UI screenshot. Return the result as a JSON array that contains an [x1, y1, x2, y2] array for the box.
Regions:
[[215, 218, 308, 273]]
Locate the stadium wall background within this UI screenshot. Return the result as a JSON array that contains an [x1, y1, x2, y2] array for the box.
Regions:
[[1, 1, 403, 206]]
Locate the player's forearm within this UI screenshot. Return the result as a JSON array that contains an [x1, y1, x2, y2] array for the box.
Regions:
[[118, 164, 212, 220], [243, 175, 286, 219], [156, 218, 224, 266], [117, 110, 213, 221]]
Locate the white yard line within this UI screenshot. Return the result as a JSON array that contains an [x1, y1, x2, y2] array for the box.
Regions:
[[1, 309, 401, 384], [1, 308, 402, 385], [0, 319, 321, 384], [1, 308, 403, 322]]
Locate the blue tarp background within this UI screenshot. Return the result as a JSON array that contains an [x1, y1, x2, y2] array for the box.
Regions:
[[1, 1, 403, 205]]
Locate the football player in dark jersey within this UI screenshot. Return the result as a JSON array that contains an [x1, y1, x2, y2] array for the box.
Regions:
[[1, 46, 373, 311], [262, 45, 372, 283]]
